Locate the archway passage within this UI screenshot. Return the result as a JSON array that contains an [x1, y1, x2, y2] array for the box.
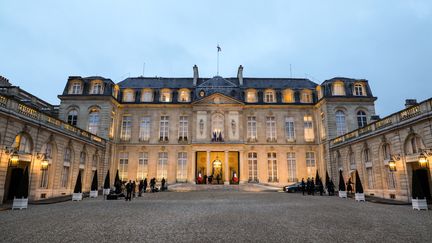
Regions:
[[415, 169, 431, 201], [5, 167, 24, 201], [195, 151, 240, 185]]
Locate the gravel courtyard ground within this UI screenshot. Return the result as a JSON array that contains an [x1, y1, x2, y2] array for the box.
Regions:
[[0, 191, 431, 243]]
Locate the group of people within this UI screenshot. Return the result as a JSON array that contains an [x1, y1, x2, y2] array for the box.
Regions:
[[121, 177, 168, 201], [300, 177, 335, 196]]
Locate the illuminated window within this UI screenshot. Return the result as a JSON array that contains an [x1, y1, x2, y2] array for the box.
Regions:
[[333, 81, 345, 96], [266, 116, 276, 141], [248, 152, 258, 182], [247, 116, 257, 141], [157, 152, 168, 180], [139, 117, 151, 141], [306, 152, 316, 178], [316, 86, 323, 100], [160, 89, 171, 102], [304, 116, 314, 142], [119, 152, 128, 181], [159, 116, 169, 141], [283, 89, 294, 103], [285, 117, 295, 141], [177, 152, 187, 182], [112, 85, 119, 98], [137, 152, 148, 180], [178, 89, 190, 102], [246, 89, 257, 103]]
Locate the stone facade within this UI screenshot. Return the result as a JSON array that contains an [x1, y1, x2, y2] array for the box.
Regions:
[[329, 99, 432, 202]]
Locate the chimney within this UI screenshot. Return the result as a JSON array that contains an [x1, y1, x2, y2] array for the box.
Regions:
[[237, 65, 243, 86], [405, 99, 418, 108], [193, 65, 199, 86]]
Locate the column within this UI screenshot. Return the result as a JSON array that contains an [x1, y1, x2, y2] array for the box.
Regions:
[[190, 150, 196, 184], [206, 151, 210, 176], [224, 151, 229, 185], [239, 150, 245, 184]]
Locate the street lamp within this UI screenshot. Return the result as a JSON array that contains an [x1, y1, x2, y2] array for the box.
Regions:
[[388, 157, 397, 172], [418, 152, 429, 168], [37, 153, 49, 170], [9, 151, 20, 167]]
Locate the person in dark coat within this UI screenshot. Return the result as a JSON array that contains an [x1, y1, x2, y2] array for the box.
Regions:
[[203, 175, 207, 184], [319, 181, 324, 196], [125, 180, 132, 201], [301, 178, 306, 196], [161, 178, 166, 191], [328, 180, 335, 196], [138, 180, 143, 197], [132, 181, 136, 198], [347, 178, 353, 194], [150, 178, 156, 192], [216, 174, 221, 184], [143, 178, 148, 193], [311, 177, 315, 196]]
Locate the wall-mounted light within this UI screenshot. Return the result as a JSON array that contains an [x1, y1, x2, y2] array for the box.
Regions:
[[418, 149, 431, 168], [4, 147, 19, 166], [37, 152, 49, 170], [388, 154, 400, 172]]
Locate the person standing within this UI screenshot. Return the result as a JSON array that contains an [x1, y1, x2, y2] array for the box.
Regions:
[[161, 178, 166, 191], [138, 180, 143, 197], [143, 178, 148, 193], [311, 177, 315, 196], [150, 178, 156, 192], [347, 178, 353, 194], [301, 178, 306, 196], [132, 181, 136, 198], [126, 180, 132, 201], [306, 178, 311, 195]]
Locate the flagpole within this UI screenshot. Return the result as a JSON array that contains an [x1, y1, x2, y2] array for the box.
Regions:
[[217, 46, 220, 76]]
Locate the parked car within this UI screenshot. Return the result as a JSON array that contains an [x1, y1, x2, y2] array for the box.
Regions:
[[283, 182, 302, 193]]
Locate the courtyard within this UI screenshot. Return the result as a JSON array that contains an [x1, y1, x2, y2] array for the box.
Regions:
[[0, 189, 431, 242]]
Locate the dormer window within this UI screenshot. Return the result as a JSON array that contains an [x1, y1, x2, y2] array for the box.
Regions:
[[316, 86, 323, 100], [333, 81, 345, 96], [264, 89, 276, 103], [141, 89, 154, 102], [69, 81, 82, 94], [178, 89, 190, 102], [246, 89, 257, 103], [160, 89, 172, 102], [282, 89, 294, 103], [90, 80, 104, 94], [301, 90, 312, 103], [112, 85, 119, 99], [123, 89, 135, 102], [354, 83, 366, 96]]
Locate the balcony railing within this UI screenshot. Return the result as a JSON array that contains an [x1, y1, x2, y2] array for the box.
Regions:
[[0, 95, 106, 146], [330, 98, 432, 147]]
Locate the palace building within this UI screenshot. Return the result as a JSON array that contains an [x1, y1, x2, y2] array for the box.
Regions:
[[1, 65, 430, 204]]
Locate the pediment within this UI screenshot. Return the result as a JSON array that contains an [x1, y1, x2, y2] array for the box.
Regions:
[[193, 93, 244, 105]]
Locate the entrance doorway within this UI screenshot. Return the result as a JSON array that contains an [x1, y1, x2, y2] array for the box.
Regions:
[[4, 160, 30, 202], [195, 151, 240, 184], [416, 169, 431, 200]]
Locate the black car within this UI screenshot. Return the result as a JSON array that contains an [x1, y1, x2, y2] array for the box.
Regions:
[[283, 182, 302, 193]]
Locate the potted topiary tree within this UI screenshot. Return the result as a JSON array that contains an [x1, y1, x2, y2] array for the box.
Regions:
[[12, 166, 29, 210], [354, 170, 365, 202], [114, 170, 122, 194], [412, 170, 428, 210], [72, 171, 83, 201], [338, 170, 347, 198], [103, 170, 110, 195], [90, 170, 98, 198]]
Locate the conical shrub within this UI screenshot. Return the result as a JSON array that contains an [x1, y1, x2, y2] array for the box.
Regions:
[[338, 170, 346, 191], [74, 171, 82, 193], [104, 170, 110, 189], [355, 170, 364, 193], [91, 170, 98, 191]]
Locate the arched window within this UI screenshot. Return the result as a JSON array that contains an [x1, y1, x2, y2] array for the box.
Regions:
[[246, 89, 257, 103], [336, 151, 342, 170], [123, 89, 135, 102], [353, 83, 365, 96], [92, 154, 98, 169], [160, 89, 172, 102], [264, 89, 276, 103], [88, 109, 100, 135], [363, 148, 371, 162], [90, 80, 104, 94], [332, 81, 345, 96], [44, 143, 53, 159], [13, 134, 32, 153], [141, 89, 153, 102], [283, 89, 294, 103], [67, 109, 78, 126], [357, 111, 367, 128], [335, 111, 346, 136], [301, 90, 312, 103]]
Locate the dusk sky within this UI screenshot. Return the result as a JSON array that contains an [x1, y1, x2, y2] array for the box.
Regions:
[[1, 1, 431, 116]]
